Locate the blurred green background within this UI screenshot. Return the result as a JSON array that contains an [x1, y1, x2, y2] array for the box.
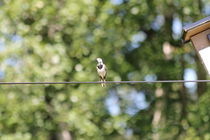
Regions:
[[0, 0, 210, 139]]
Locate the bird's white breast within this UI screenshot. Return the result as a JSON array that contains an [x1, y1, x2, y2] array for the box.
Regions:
[[97, 66, 106, 77]]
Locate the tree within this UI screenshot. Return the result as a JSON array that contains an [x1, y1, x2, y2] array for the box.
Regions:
[[0, 0, 209, 139]]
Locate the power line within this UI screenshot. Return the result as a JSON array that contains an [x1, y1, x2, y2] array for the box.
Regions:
[[0, 80, 209, 85]]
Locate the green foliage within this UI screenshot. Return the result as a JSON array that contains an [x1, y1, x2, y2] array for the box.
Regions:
[[0, 0, 209, 139], [185, 92, 210, 140]]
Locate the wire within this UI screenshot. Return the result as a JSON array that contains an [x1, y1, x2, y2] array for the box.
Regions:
[[0, 80, 209, 85]]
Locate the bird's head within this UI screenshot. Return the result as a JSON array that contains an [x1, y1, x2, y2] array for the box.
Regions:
[[96, 58, 103, 64]]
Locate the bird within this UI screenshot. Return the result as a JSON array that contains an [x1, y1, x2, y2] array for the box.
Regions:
[[96, 58, 107, 87]]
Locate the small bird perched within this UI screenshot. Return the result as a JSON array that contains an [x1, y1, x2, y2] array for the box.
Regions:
[[96, 58, 107, 87]]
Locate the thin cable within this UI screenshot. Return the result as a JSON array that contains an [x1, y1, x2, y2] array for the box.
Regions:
[[0, 80, 209, 85]]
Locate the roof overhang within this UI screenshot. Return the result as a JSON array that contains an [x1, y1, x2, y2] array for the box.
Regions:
[[182, 16, 210, 43]]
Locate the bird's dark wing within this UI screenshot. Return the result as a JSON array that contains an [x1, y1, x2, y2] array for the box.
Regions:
[[103, 64, 107, 80]]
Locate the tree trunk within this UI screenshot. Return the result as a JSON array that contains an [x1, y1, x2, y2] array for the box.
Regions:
[[152, 88, 165, 140]]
